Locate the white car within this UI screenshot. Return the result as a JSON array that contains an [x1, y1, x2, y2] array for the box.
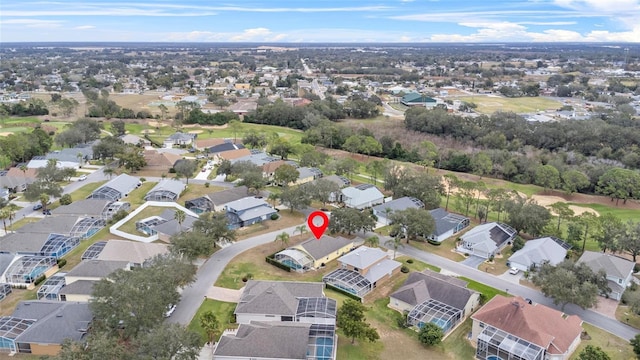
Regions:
[[78, 174, 87, 181], [164, 304, 177, 318], [509, 267, 520, 275]]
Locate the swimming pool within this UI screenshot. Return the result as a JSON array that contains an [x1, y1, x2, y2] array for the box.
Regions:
[[486, 356, 503, 360], [315, 336, 333, 360]]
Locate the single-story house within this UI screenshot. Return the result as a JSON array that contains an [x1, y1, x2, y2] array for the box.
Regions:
[[51, 199, 130, 221], [27, 156, 79, 170], [218, 148, 252, 162], [0, 167, 38, 192], [390, 270, 480, 335], [372, 197, 424, 225], [16, 215, 105, 240], [293, 167, 323, 186], [95, 240, 169, 267], [61, 259, 131, 302], [457, 222, 517, 259], [577, 251, 635, 301], [87, 174, 141, 201], [340, 184, 384, 210], [185, 185, 256, 214], [401, 93, 437, 107], [143, 149, 183, 169], [471, 295, 583, 360], [194, 138, 226, 151], [428, 208, 470, 243], [323, 246, 401, 298], [508, 237, 571, 272], [121, 134, 151, 147], [229, 151, 279, 166], [163, 131, 196, 148], [274, 235, 356, 272], [0, 301, 92, 356], [224, 197, 276, 229], [208, 142, 246, 155], [314, 175, 350, 203], [213, 321, 337, 360], [143, 179, 185, 202], [262, 160, 287, 180], [136, 209, 198, 241]]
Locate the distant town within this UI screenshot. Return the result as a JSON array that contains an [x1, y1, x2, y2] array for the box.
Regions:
[[0, 43, 640, 360]]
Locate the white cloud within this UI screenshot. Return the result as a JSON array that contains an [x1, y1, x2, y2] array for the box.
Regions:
[[74, 25, 95, 30], [230, 28, 273, 41], [0, 18, 64, 28]]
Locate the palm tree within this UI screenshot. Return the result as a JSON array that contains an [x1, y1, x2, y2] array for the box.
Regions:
[[0, 208, 9, 233], [6, 204, 19, 228], [295, 225, 308, 236], [174, 209, 186, 230], [158, 104, 168, 123], [275, 232, 290, 249], [77, 152, 84, 167], [199, 310, 220, 345], [103, 166, 114, 179], [268, 193, 279, 207], [384, 237, 404, 259], [365, 235, 379, 248], [382, 207, 394, 225], [39, 193, 50, 213]]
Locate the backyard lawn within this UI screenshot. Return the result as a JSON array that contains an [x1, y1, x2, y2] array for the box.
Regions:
[[187, 298, 238, 346]]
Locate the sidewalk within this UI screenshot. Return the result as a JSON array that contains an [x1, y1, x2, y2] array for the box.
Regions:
[[197, 342, 215, 360]]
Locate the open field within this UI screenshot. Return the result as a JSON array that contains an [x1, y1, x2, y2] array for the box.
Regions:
[[450, 95, 561, 114]]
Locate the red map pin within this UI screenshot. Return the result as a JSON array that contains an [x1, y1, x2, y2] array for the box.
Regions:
[[307, 211, 329, 240]]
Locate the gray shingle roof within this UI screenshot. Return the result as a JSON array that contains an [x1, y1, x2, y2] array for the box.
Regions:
[[578, 251, 635, 279], [338, 246, 388, 269], [508, 237, 569, 268], [298, 235, 355, 261], [461, 222, 516, 247], [58, 280, 97, 296], [65, 260, 130, 279], [214, 321, 311, 359], [225, 197, 270, 212], [373, 196, 424, 214], [429, 208, 469, 236], [16, 216, 80, 235], [317, 175, 350, 188], [144, 179, 185, 199], [235, 281, 324, 316], [205, 186, 252, 206], [12, 301, 92, 345], [390, 270, 476, 310], [0, 232, 51, 253], [51, 199, 112, 217], [94, 174, 140, 196], [95, 240, 168, 265]]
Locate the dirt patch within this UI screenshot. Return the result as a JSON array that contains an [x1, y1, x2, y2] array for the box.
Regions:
[[147, 121, 169, 127], [183, 123, 229, 129], [531, 194, 599, 216], [188, 130, 203, 134], [0, 132, 13, 136]]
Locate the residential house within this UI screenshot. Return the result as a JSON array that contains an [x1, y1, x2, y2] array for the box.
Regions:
[[60, 260, 130, 302], [0, 167, 38, 192], [274, 235, 356, 272], [51, 199, 130, 221], [323, 246, 401, 298], [428, 208, 470, 243], [218, 148, 252, 162], [340, 184, 384, 210], [16, 215, 105, 240], [228, 100, 257, 115], [457, 222, 517, 259], [195, 138, 227, 151], [471, 295, 582, 360], [87, 174, 141, 201], [135, 208, 198, 241], [372, 197, 424, 225], [401, 93, 437, 107], [208, 142, 246, 155], [389, 270, 480, 335], [163, 131, 196, 148], [185, 185, 256, 214], [294, 167, 323, 186], [143, 179, 185, 202], [224, 197, 276, 229], [95, 240, 169, 267], [262, 160, 287, 181], [508, 237, 571, 272], [143, 149, 182, 170], [121, 134, 151, 147], [314, 175, 350, 203], [577, 251, 635, 301], [0, 301, 92, 356], [229, 151, 278, 166], [1, 256, 58, 286], [0, 232, 79, 259]]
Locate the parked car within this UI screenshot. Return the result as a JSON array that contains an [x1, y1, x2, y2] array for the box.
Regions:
[[164, 304, 177, 318], [42, 209, 51, 215], [78, 174, 87, 181], [509, 267, 520, 275], [33, 203, 43, 211]]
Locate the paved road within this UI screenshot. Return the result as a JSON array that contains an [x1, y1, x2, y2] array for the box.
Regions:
[[167, 223, 304, 325], [397, 244, 640, 341], [382, 102, 405, 117]]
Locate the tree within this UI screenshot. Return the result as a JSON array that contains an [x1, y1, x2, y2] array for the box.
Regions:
[[267, 192, 279, 207], [158, 104, 168, 122], [630, 334, 640, 358], [199, 311, 221, 345], [117, 147, 146, 172], [192, 212, 236, 248], [39, 193, 50, 212], [597, 168, 640, 205], [621, 221, 640, 262], [111, 120, 126, 136], [174, 209, 186, 230], [273, 164, 300, 186], [594, 213, 624, 253], [417, 323, 444, 346], [169, 231, 212, 260], [228, 119, 243, 143], [385, 170, 443, 210], [310, 178, 340, 207], [0, 207, 9, 233], [268, 137, 295, 160], [135, 323, 201, 360], [60, 194, 72, 205], [331, 157, 359, 180], [504, 195, 551, 236], [243, 131, 267, 149], [366, 160, 385, 186], [174, 160, 197, 184], [329, 207, 375, 235], [389, 208, 436, 243], [336, 299, 379, 344], [103, 166, 115, 179], [471, 152, 492, 178], [562, 170, 590, 194], [275, 232, 290, 249], [549, 202, 574, 232], [577, 345, 611, 360], [24, 180, 63, 201], [576, 212, 599, 252], [532, 260, 609, 311], [295, 225, 308, 236], [384, 236, 404, 259], [55, 332, 129, 360], [365, 235, 379, 247], [442, 174, 458, 211], [534, 164, 561, 191], [279, 184, 313, 213], [93, 136, 126, 161]]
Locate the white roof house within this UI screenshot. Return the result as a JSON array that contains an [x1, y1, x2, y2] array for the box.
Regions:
[[508, 237, 571, 272], [372, 197, 424, 225], [340, 184, 384, 210], [457, 222, 517, 259], [88, 174, 141, 201], [143, 179, 185, 202]]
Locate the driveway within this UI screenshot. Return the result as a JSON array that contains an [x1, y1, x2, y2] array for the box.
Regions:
[[498, 269, 524, 285], [205, 286, 244, 303], [461, 255, 486, 268]]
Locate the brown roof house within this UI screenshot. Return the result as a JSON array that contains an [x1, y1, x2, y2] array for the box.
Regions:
[[389, 270, 480, 336], [143, 149, 182, 173], [0, 167, 38, 192], [471, 295, 583, 360]]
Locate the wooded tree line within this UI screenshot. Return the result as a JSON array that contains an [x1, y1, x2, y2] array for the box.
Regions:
[[0, 127, 52, 165], [0, 99, 49, 116]]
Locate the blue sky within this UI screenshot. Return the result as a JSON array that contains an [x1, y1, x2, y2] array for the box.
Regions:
[[1, 0, 639, 42]]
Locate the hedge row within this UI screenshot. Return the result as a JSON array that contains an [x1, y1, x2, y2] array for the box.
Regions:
[[325, 283, 362, 302], [265, 253, 292, 272], [34, 274, 47, 286]]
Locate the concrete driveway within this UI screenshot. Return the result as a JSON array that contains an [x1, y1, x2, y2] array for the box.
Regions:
[[205, 286, 244, 303], [461, 255, 486, 268], [498, 269, 524, 285]]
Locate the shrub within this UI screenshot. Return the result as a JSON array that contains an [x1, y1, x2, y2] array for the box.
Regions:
[[406, 259, 414, 264], [59, 194, 72, 205], [325, 283, 361, 301], [270, 213, 279, 220], [34, 274, 46, 286], [418, 323, 444, 346], [204, 182, 210, 188], [140, 177, 146, 182], [265, 256, 292, 272], [401, 266, 410, 273], [110, 209, 129, 224], [169, 168, 176, 173], [57, 259, 67, 268]]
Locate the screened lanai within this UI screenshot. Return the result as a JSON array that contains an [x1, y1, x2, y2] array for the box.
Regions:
[[0, 284, 11, 301], [144, 180, 185, 202], [274, 249, 314, 272], [70, 218, 106, 239], [40, 234, 80, 258], [322, 269, 372, 298], [4, 256, 56, 285], [0, 317, 35, 353], [88, 186, 121, 201], [82, 241, 107, 260], [407, 298, 462, 334], [37, 273, 66, 300], [184, 197, 213, 214], [306, 324, 336, 360], [476, 325, 545, 360], [296, 297, 337, 324]]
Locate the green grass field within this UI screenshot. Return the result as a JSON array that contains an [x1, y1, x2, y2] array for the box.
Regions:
[[187, 299, 238, 345], [452, 95, 561, 114]]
